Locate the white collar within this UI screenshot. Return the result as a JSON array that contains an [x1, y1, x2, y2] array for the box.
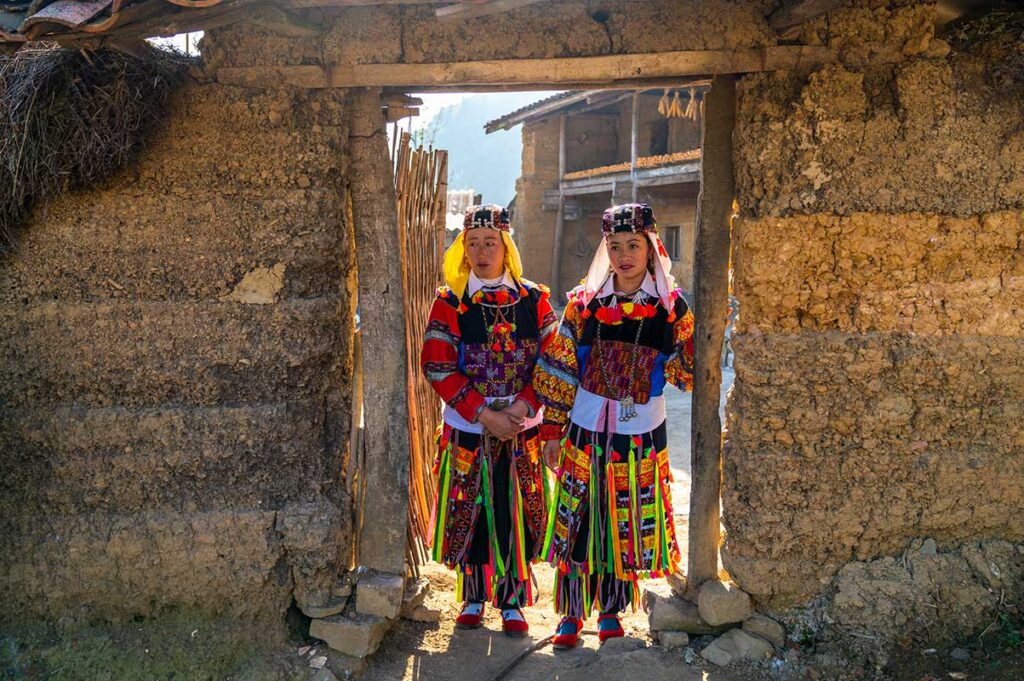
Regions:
[[597, 271, 659, 300], [467, 269, 517, 296]]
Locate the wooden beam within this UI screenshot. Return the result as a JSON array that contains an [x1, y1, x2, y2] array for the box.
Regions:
[[287, 0, 436, 7], [385, 105, 419, 122], [395, 77, 713, 95], [349, 87, 410, 575], [381, 93, 424, 108], [630, 91, 639, 203], [687, 74, 735, 593], [215, 46, 835, 89], [436, 0, 548, 21]]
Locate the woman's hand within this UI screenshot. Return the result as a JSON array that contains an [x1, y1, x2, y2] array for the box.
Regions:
[[502, 400, 530, 425], [542, 439, 561, 471], [478, 407, 523, 440]]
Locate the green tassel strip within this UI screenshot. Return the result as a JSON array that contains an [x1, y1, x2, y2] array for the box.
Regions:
[[479, 456, 506, 577], [431, 443, 453, 563]]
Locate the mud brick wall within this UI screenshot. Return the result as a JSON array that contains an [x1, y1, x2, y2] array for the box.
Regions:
[[0, 82, 355, 622], [724, 7, 1024, 609], [202, 0, 776, 71], [513, 118, 562, 295]]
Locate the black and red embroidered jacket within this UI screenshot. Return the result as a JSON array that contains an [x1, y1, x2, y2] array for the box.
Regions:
[[420, 279, 558, 434]]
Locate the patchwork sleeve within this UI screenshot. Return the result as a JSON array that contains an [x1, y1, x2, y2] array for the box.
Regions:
[[420, 294, 487, 423], [533, 296, 584, 439], [664, 294, 696, 392], [514, 286, 559, 418]]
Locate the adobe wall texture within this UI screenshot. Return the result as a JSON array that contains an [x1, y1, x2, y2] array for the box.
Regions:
[[724, 1, 1024, 645], [203, 0, 776, 71], [513, 118, 561, 294], [0, 79, 356, 622]]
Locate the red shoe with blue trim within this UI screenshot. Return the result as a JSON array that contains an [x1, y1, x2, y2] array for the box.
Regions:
[[552, 617, 583, 649], [597, 613, 624, 643]]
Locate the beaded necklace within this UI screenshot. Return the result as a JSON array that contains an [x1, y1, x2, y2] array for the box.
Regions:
[[594, 288, 648, 422], [473, 286, 519, 353]]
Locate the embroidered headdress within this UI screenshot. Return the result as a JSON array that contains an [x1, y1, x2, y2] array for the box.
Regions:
[[443, 203, 523, 299], [601, 202, 657, 235], [579, 203, 676, 310], [464, 204, 511, 231]]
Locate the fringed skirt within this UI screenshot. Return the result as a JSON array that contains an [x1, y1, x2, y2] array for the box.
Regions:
[[542, 420, 680, 618], [429, 424, 548, 607]]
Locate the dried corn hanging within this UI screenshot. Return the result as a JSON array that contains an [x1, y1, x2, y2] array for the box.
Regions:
[[683, 87, 697, 120], [669, 90, 683, 118]]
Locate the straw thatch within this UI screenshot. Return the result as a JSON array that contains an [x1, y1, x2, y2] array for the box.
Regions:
[[0, 44, 192, 250]]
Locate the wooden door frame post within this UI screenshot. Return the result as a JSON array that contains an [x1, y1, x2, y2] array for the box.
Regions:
[[550, 115, 566, 297], [630, 90, 639, 203], [349, 87, 410, 575], [687, 75, 735, 592]]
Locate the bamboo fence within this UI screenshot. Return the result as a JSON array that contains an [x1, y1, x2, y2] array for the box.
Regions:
[[393, 129, 448, 575]]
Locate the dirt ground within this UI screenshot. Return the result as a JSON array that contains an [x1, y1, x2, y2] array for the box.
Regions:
[[356, 370, 739, 681], [359, 562, 737, 681]]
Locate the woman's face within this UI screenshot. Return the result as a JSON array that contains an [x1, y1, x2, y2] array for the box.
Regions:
[[464, 229, 506, 279], [606, 232, 650, 283]]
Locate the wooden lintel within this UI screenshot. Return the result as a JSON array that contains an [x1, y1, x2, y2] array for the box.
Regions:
[[381, 93, 424, 107], [216, 46, 834, 90], [395, 77, 714, 95], [385, 105, 419, 122], [286, 0, 435, 6]]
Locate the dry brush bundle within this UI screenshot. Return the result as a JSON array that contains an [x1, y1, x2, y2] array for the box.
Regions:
[[0, 44, 193, 251]]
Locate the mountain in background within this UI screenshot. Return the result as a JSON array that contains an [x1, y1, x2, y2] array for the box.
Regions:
[[414, 92, 560, 207]]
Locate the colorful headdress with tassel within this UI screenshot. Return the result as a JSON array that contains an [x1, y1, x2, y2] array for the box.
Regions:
[[601, 202, 657, 236], [442, 203, 522, 300], [578, 202, 676, 311]]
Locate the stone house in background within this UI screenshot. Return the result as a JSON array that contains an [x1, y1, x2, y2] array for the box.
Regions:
[[487, 88, 703, 298]]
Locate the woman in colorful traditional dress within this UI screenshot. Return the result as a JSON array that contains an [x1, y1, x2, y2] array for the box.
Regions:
[[534, 202, 695, 648], [421, 204, 559, 637]]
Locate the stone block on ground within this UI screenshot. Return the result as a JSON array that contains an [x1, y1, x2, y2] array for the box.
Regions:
[[743, 613, 785, 648], [700, 629, 774, 666], [311, 668, 339, 681], [300, 594, 349, 619], [404, 604, 441, 622], [598, 637, 647, 655], [399, 577, 430, 618], [698, 580, 753, 626], [326, 650, 369, 678], [658, 631, 690, 650], [644, 590, 728, 635], [309, 613, 390, 658], [356, 571, 405, 619]]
